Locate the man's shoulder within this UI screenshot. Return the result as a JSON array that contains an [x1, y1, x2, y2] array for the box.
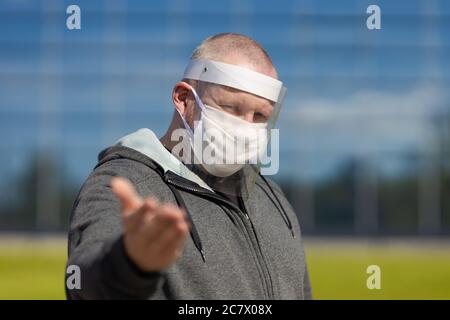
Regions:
[[257, 174, 285, 197], [79, 150, 166, 199]]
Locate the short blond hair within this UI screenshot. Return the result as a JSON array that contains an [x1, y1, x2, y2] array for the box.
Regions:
[[190, 33, 275, 72]]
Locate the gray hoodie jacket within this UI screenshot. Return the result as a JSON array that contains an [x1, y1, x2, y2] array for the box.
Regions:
[[66, 128, 311, 300]]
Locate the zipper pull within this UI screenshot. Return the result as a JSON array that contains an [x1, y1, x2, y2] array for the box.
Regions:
[[200, 249, 206, 263], [244, 213, 250, 220]]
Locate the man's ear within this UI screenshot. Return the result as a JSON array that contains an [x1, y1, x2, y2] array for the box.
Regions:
[[172, 81, 194, 116]]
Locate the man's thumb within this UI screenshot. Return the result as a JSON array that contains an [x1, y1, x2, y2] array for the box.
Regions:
[[111, 177, 143, 216]]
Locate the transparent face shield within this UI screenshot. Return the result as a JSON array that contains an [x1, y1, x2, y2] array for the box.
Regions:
[[173, 59, 286, 200]]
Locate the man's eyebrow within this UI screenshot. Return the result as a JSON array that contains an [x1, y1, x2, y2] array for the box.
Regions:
[[212, 86, 274, 111]]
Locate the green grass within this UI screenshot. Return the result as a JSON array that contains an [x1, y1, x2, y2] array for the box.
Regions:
[[0, 238, 449, 299], [0, 239, 67, 300], [305, 240, 450, 299]]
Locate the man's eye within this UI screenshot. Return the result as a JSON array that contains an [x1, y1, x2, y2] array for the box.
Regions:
[[254, 112, 268, 122], [220, 105, 239, 114], [221, 105, 235, 110]]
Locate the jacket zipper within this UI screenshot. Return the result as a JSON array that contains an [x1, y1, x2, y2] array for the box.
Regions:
[[163, 174, 275, 299], [238, 196, 276, 300]]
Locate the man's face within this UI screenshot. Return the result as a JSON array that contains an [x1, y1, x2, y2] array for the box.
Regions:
[[189, 82, 275, 125]]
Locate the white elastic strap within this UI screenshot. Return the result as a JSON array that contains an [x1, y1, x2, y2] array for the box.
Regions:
[[190, 87, 206, 112], [183, 59, 283, 102]]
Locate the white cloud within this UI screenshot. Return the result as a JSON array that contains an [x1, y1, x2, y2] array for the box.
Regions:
[[280, 83, 448, 154]]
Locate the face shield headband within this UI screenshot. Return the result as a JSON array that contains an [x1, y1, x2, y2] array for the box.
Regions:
[[182, 58, 284, 103]]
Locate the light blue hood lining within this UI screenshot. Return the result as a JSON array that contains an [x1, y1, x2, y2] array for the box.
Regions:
[[115, 128, 212, 191]]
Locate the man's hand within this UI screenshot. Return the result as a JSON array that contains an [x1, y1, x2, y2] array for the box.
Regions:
[[111, 177, 189, 272]]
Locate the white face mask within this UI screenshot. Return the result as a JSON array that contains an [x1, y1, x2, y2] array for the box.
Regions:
[[178, 89, 268, 177]]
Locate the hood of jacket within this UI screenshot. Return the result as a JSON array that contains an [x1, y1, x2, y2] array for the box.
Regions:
[[112, 128, 212, 191]]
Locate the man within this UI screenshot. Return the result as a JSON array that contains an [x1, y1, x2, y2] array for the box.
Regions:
[[66, 33, 312, 299]]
